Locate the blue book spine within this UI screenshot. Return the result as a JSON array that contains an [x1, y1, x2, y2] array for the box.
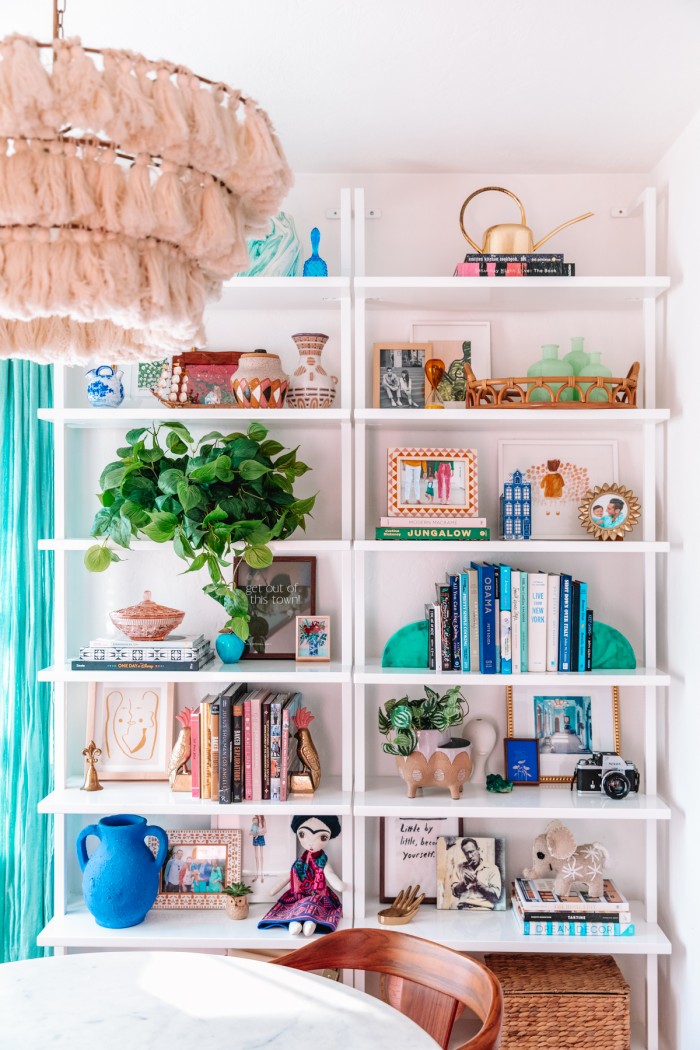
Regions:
[[459, 572, 470, 672], [577, 581, 588, 672], [491, 565, 501, 672], [520, 571, 528, 672], [585, 608, 594, 670], [499, 564, 512, 674], [558, 574, 573, 672], [448, 574, 461, 671], [472, 562, 497, 674]]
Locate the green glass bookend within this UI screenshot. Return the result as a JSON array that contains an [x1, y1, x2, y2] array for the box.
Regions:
[[381, 620, 429, 668]]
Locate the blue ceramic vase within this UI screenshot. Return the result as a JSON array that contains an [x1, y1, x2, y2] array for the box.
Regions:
[[216, 632, 246, 664], [76, 814, 168, 929], [84, 365, 125, 407]]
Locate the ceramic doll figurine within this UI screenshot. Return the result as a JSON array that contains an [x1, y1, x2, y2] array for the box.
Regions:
[[257, 815, 343, 936]]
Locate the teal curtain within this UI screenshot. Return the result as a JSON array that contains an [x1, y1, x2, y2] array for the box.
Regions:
[[0, 361, 54, 961]]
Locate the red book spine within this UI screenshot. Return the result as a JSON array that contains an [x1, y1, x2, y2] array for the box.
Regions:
[[190, 706, 201, 799]]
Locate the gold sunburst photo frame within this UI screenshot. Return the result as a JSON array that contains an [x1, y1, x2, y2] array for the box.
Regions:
[[578, 482, 641, 541]]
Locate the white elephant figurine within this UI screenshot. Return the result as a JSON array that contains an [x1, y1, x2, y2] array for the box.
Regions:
[[523, 820, 609, 898]]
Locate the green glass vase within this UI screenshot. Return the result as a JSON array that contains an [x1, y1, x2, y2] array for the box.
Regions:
[[563, 336, 589, 401], [578, 350, 613, 403], [526, 344, 574, 403]]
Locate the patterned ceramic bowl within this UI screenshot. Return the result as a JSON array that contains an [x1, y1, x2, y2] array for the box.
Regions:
[[109, 590, 185, 641]]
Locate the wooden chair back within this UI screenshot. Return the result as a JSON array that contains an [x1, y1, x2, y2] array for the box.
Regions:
[[272, 927, 502, 1050]]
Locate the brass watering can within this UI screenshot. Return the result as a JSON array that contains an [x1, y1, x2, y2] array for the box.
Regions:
[[460, 186, 593, 254]]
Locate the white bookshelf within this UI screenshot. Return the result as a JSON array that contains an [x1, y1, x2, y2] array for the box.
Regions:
[[352, 186, 669, 1050]]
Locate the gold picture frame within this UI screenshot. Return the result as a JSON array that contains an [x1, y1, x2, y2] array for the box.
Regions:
[[506, 685, 621, 784], [373, 343, 433, 409], [578, 482, 641, 541], [151, 829, 242, 909]]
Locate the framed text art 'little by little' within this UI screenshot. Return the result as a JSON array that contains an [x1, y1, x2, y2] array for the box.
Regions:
[[387, 447, 479, 518]]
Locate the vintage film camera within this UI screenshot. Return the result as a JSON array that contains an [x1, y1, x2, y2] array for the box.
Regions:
[[572, 751, 640, 800]]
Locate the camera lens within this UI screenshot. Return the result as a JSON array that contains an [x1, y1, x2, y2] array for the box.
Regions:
[[602, 771, 630, 800]]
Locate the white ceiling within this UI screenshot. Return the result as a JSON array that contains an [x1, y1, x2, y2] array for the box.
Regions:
[[4, 0, 700, 174]]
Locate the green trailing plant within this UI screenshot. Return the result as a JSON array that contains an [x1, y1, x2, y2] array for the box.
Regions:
[[83, 421, 315, 641], [223, 881, 253, 897], [378, 685, 468, 757]]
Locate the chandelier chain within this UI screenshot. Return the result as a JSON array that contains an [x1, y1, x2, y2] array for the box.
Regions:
[[54, 0, 67, 41]]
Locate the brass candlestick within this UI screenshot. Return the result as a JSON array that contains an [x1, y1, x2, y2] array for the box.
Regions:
[[81, 740, 103, 792]]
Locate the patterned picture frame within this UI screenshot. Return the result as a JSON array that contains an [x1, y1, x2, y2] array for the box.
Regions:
[[387, 446, 479, 517], [151, 829, 242, 909]]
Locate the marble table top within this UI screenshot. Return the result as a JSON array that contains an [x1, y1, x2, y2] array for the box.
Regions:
[[0, 950, 440, 1049]]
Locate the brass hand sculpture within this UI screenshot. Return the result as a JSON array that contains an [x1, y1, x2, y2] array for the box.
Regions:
[[378, 884, 426, 925]]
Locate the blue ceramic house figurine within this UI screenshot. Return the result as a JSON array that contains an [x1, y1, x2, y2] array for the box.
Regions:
[[302, 227, 328, 276], [500, 470, 532, 540]]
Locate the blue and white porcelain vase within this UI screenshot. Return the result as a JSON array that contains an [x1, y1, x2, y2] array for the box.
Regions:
[[85, 364, 125, 407], [76, 814, 168, 928]]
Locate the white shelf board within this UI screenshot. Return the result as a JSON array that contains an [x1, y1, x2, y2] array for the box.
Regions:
[[356, 779, 670, 820], [39, 661, 351, 684], [39, 538, 351, 553], [211, 275, 350, 310], [39, 777, 350, 815], [37, 899, 353, 950], [355, 407, 670, 426], [355, 664, 670, 686], [356, 275, 670, 311], [38, 407, 350, 428], [357, 899, 671, 955], [358, 540, 669, 553]]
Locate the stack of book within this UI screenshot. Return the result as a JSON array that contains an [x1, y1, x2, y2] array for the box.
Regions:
[[193, 683, 304, 804], [72, 634, 214, 671], [511, 877, 634, 937], [453, 253, 575, 277], [376, 516, 490, 542], [426, 565, 594, 673]]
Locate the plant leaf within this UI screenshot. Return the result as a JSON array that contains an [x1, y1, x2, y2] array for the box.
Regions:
[[125, 428, 147, 445], [184, 552, 208, 574], [100, 464, 126, 491], [108, 515, 133, 549], [84, 544, 112, 572], [188, 460, 218, 483], [141, 511, 178, 542], [243, 544, 273, 569], [247, 421, 268, 442], [162, 422, 193, 440], [121, 474, 157, 505], [239, 459, 271, 481], [259, 439, 284, 457], [158, 468, 185, 495], [177, 481, 203, 512]]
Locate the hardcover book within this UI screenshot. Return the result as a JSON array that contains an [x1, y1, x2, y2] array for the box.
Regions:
[[436, 583, 452, 671], [79, 642, 210, 661], [379, 516, 487, 527], [232, 702, 244, 803], [458, 571, 470, 672], [471, 562, 497, 673], [218, 683, 247, 805], [499, 564, 512, 674], [513, 876, 629, 911], [527, 571, 548, 673], [70, 654, 214, 671], [448, 573, 461, 671], [375, 526, 490, 541], [558, 573, 573, 672], [280, 692, 302, 802], [546, 573, 560, 673], [466, 567, 480, 673], [511, 570, 521, 674], [190, 705, 201, 799]]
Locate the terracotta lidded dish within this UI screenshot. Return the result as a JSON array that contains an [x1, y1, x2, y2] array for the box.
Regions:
[[109, 590, 185, 641]]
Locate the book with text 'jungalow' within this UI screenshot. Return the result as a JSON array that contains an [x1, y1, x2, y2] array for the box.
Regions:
[[376, 526, 490, 541]]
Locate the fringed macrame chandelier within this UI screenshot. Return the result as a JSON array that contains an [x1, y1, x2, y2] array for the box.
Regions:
[[0, 2, 292, 362]]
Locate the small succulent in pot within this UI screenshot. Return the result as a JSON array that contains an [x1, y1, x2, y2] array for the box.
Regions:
[[223, 880, 253, 919], [378, 685, 469, 757], [223, 880, 254, 898]]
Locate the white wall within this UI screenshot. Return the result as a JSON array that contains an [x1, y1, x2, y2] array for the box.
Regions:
[[652, 114, 700, 1050]]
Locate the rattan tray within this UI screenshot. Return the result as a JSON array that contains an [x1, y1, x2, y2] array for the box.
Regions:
[[465, 361, 639, 408], [484, 952, 630, 1049]]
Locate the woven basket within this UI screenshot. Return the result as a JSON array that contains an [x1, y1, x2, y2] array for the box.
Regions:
[[465, 361, 639, 408], [484, 953, 630, 1049]]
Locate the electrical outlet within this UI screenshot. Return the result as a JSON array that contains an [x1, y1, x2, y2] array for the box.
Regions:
[[611, 207, 629, 218]]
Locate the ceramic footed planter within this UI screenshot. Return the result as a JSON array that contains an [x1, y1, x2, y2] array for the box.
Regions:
[[395, 737, 473, 799], [224, 895, 250, 920]]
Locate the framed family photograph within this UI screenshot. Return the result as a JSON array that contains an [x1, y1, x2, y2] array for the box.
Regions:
[[507, 685, 621, 784], [497, 439, 619, 540], [436, 835, 506, 911], [238, 556, 316, 659], [409, 321, 491, 402], [152, 829, 242, 909], [379, 816, 462, 904], [387, 446, 479, 517], [86, 682, 174, 780], [504, 738, 540, 785], [373, 343, 433, 409], [579, 482, 642, 541], [295, 615, 331, 661]]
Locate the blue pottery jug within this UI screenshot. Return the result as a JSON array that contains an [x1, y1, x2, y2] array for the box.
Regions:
[[85, 364, 125, 407], [216, 631, 246, 664], [76, 814, 168, 929]]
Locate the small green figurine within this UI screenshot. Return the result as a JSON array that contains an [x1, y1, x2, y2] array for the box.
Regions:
[[486, 773, 514, 793]]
